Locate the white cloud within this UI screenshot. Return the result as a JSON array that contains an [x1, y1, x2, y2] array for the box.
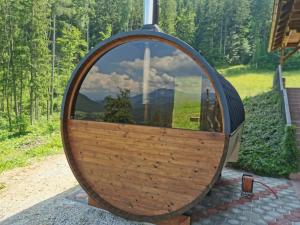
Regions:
[[120, 49, 198, 73], [81, 66, 141, 94], [148, 68, 175, 90], [81, 64, 175, 97]]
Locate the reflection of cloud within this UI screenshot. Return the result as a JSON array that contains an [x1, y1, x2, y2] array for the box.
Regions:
[[120, 58, 143, 70], [80, 48, 202, 101], [148, 68, 174, 90], [82, 67, 140, 93], [82, 64, 175, 97], [120, 49, 198, 74]]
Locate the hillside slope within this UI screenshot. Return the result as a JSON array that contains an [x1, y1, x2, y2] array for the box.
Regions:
[[235, 90, 298, 176]]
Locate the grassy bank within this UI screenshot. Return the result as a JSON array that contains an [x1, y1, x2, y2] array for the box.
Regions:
[[234, 91, 298, 176], [221, 65, 299, 176]]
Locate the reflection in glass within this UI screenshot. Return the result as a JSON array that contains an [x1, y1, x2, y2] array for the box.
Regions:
[[73, 40, 222, 132]]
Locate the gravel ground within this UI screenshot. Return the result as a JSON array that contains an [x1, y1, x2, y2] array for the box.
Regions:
[[1, 154, 300, 225], [1, 186, 148, 225], [0, 155, 78, 220], [0, 154, 148, 225]]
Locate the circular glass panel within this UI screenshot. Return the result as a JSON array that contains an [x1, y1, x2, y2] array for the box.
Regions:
[[72, 40, 222, 132]]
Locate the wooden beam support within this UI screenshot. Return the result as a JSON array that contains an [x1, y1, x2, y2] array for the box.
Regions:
[[289, 21, 300, 27], [295, 1, 300, 10], [156, 215, 191, 225], [280, 47, 285, 65], [290, 16, 300, 22], [283, 29, 296, 47], [281, 43, 300, 64], [270, 0, 300, 51], [279, 10, 292, 24], [269, 0, 282, 52]]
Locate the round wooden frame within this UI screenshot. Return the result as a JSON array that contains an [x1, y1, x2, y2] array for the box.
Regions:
[[61, 30, 233, 222]]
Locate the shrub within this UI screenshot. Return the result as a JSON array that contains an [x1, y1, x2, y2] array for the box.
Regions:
[[16, 115, 29, 134], [234, 90, 298, 177], [280, 125, 299, 171]]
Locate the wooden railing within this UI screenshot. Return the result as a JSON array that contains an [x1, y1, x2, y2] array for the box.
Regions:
[[273, 65, 292, 126]]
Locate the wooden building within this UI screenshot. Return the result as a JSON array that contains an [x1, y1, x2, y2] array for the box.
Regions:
[[269, 0, 300, 63], [269, 0, 300, 151], [61, 27, 245, 223]]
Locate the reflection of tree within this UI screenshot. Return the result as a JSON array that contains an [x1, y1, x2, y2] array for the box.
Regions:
[[200, 85, 222, 132], [103, 89, 133, 123]]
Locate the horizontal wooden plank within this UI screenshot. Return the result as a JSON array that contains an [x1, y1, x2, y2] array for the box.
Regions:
[[70, 141, 221, 168], [68, 119, 225, 140], [69, 137, 223, 160], [68, 129, 224, 152], [68, 137, 223, 161], [75, 158, 216, 191], [78, 161, 206, 193], [74, 155, 216, 181]]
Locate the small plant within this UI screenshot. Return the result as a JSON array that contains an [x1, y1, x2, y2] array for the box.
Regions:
[[0, 182, 6, 190]]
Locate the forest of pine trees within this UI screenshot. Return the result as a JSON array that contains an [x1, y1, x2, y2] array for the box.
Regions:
[[0, 0, 295, 133]]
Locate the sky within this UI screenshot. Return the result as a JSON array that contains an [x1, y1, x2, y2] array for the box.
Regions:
[[79, 40, 213, 102]]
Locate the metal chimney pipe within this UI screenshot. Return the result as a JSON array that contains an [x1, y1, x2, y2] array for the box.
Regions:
[[153, 0, 159, 25], [144, 0, 154, 25]]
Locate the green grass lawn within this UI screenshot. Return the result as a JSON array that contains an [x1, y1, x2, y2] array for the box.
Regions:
[[172, 76, 201, 130], [0, 115, 62, 173], [219, 65, 300, 99], [284, 70, 300, 87]]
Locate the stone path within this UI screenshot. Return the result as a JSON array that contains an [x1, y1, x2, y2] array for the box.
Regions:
[[188, 169, 300, 225], [1, 154, 300, 225]]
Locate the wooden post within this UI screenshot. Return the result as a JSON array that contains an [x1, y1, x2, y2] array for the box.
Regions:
[[156, 215, 191, 225], [280, 47, 285, 65], [280, 45, 300, 65]]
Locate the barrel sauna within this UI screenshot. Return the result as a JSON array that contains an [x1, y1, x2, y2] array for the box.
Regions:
[[61, 28, 245, 222]]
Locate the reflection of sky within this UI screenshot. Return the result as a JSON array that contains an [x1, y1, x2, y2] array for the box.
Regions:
[[80, 40, 207, 102]]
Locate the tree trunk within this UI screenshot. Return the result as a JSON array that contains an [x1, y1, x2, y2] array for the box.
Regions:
[[6, 95, 12, 131], [220, 20, 223, 55], [50, 13, 56, 116], [11, 40, 18, 118], [19, 70, 23, 117], [35, 94, 38, 120], [86, 16, 90, 51], [30, 76, 33, 125], [223, 19, 227, 56]]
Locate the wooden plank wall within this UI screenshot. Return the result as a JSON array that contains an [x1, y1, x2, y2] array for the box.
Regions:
[[66, 119, 226, 217]]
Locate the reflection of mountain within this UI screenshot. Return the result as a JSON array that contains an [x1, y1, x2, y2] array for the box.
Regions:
[[75, 89, 174, 127], [130, 89, 174, 106], [75, 93, 103, 112], [130, 89, 174, 126]]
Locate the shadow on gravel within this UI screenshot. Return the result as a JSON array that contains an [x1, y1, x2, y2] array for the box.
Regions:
[[0, 185, 146, 225]]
